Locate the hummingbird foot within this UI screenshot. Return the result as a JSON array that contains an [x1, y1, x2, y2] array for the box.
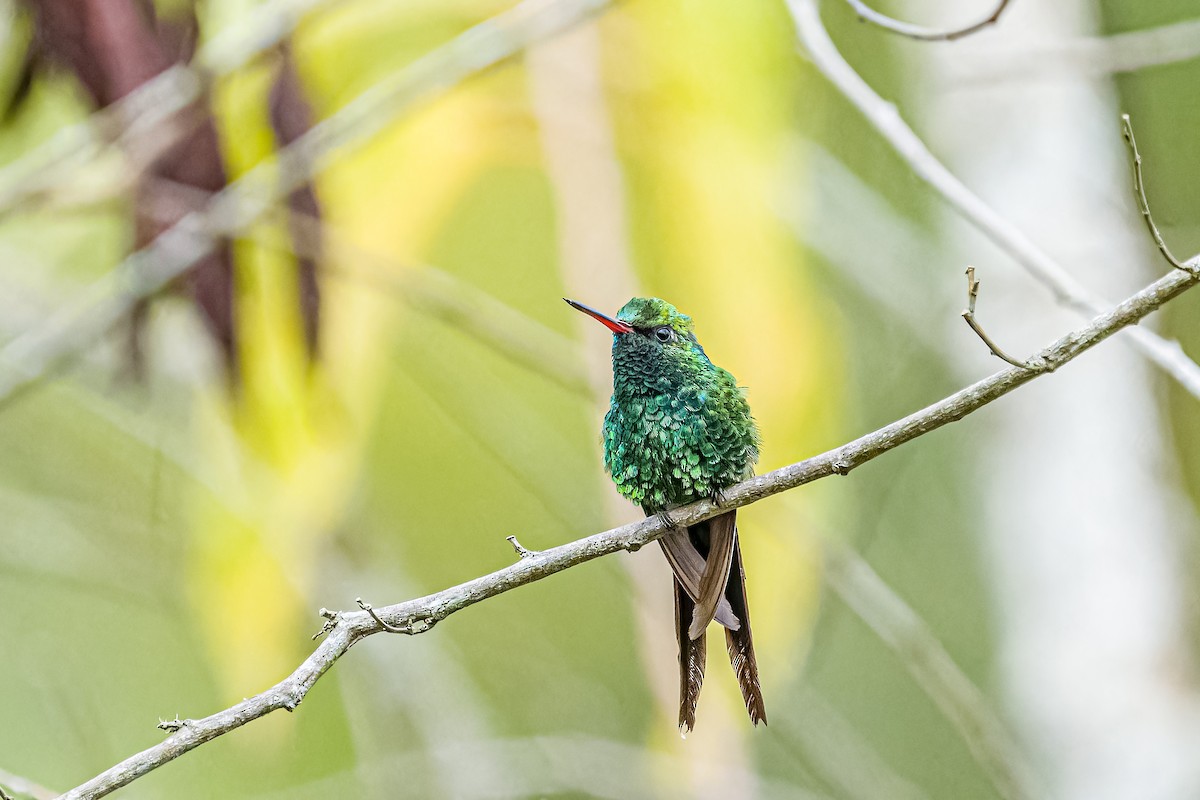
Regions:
[[709, 487, 729, 507], [657, 510, 678, 531]]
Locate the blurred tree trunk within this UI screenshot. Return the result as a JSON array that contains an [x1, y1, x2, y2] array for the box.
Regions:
[[19, 0, 323, 375]]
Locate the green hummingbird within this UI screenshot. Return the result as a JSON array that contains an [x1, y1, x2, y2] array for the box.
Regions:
[[566, 296, 766, 732]]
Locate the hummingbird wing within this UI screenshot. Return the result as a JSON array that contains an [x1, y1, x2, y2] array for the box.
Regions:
[[658, 529, 740, 630], [674, 577, 706, 733], [688, 510, 737, 640], [724, 537, 767, 725]]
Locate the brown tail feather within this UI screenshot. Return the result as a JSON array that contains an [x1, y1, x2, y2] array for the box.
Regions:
[[724, 538, 767, 725], [674, 578, 707, 733], [690, 511, 737, 639], [659, 528, 739, 629]]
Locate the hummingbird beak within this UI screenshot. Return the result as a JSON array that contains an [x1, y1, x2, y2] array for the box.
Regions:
[[564, 298, 634, 334]]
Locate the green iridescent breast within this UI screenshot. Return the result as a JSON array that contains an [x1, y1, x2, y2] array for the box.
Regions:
[[603, 372, 758, 513]]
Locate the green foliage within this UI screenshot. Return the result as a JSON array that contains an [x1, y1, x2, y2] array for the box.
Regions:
[[4, 0, 1197, 798]]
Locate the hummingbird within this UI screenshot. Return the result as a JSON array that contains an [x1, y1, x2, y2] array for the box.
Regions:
[[566, 296, 766, 732]]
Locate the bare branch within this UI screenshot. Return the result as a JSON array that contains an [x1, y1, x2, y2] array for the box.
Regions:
[[824, 542, 1044, 800], [961, 266, 1034, 369], [0, 0, 616, 408], [785, 0, 1200, 402], [943, 18, 1200, 85], [1120, 114, 1192, 274], [843, 0, 1011, 42], [59, 252, 1200, 799]]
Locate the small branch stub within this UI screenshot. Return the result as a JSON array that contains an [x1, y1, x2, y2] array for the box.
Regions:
[[1121, 114, 1193, 274], [157, 716, 188, 733], [311, 608, 339, 641], [506, 535, 541, 559], [961, 266, 1035, 370]]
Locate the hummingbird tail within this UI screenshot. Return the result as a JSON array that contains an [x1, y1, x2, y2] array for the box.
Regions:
[[674, 578, 706, 733], [724, 538, 767, 725], [659, 529, 739, 629], [689, 511, 738, 639]]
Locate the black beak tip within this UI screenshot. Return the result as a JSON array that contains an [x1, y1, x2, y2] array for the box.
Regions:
[[564, 297, 633, 334]]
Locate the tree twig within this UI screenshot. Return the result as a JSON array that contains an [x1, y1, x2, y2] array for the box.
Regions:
[[785, 0, 1200, 402], [1120, 114, 1191, 273], [961, 266, 1034, 369], [58, 251, 1200, 799], [842, 0, 1011, 42], [355, 598, 435, 634], [0, 0, 617, 409]]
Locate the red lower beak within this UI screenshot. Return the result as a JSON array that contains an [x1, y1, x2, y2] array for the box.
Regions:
[[564, 298, 634, 334]]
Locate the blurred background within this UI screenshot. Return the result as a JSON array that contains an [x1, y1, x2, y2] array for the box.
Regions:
[[1, 0, 1199, 797]]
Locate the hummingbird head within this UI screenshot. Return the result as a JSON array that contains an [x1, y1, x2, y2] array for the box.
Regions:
[[565, 297, 714, 393]]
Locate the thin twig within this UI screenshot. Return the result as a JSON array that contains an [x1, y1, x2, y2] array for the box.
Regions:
[[824, 541, 1044, 800], [1120, 114, 1191, 273], [785, 0, 1200, 402], [843, 0, 1011, 42], [961, 266, 1034, 369], [0, 0, 617, 408], [356, 598, 435, 635], [57, 251, 1200, 800]]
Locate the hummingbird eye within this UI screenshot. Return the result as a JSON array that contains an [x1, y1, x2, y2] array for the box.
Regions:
[[653, 326, 674, 343]]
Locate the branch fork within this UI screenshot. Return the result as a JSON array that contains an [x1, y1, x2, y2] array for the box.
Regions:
[[961, 266, 1037, 370]]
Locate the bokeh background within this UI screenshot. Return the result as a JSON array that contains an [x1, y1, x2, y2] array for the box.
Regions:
[[2, 0, 1200, 798]]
